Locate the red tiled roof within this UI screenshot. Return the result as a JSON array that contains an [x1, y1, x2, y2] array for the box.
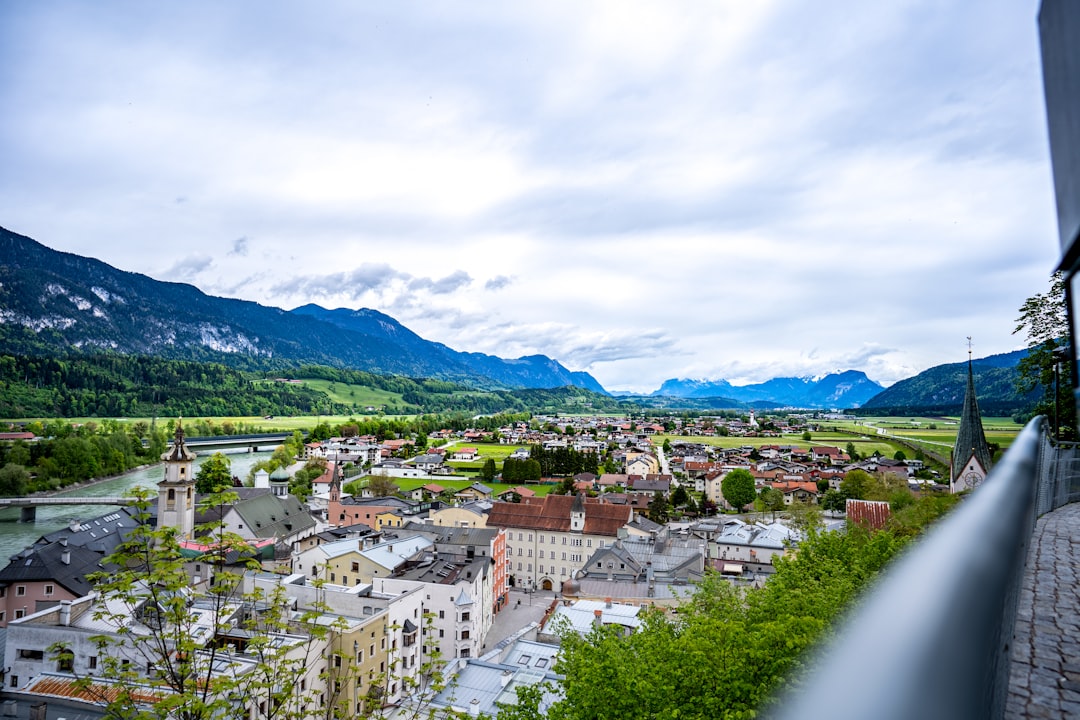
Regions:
[[487, 495, 632, 536]]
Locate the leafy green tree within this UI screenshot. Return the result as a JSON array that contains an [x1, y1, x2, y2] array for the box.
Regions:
[[822, 489, 847, 513], [802, 430, 812, 442], [647, 491, 670, 523], [0, 463, 28, 496], [845, 441, 860, 461], [195, 452, 233, 494], [67, 488, 330, 720], [365, 472, 400, 497], [759, 486, 785, 520], [670, 485, 690, 508], [893, 450, 907, 461], [1014, 271, 1076, 439], [840, 469, 872, 500], [480, 457, 497, 482], [721, 468, 756, 511]]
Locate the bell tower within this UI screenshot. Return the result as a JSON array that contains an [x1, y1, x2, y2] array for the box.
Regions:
[[158, 420, 197, 537]]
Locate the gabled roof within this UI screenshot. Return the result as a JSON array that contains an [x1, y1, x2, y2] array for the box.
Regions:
[[0, 541, 104, 597], [227, 493, 316, 540]]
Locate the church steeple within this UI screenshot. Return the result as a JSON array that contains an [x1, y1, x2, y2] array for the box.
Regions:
[[950, 343, 993, 493], [158, 420, 197, 537]]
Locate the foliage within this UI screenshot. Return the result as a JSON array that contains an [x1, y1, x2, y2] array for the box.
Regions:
[[0, 462, 28, 495], [502, 457, 542, 483], [480, 457, 497, 481], [721, 469, 756, 511], [194, 452, 233, 494], [67, 488, 330, 720], [759, 486, 785, 519], [366, 472, 401, 497], [551, 524, 915, 720], [839, 469, 872, 500], [1013, 271, 1077, 439], [647, 491, 670, 523], [528, 444, 599, 478]]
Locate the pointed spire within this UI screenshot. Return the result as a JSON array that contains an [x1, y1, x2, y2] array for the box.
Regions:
[[951, 353, 993, 482]]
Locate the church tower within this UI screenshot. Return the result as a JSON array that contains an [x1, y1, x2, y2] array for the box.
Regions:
[[570, 492, 586, 532], [950, 346, 993, 493], [158, 421, 197, 537]]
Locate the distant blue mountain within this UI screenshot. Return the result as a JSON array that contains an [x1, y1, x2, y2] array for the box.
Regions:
[[652, 370, 885, 409]]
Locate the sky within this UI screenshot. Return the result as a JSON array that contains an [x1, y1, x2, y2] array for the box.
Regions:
[[0, 1, 1062, 393]]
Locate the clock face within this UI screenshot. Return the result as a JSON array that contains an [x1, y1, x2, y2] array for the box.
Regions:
[[965, 471, 982, 490]]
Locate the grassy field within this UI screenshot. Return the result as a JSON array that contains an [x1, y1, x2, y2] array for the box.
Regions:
[[364, 476, 560, 497], [658, 433, 902, 458], [281, 379, 403, 408]]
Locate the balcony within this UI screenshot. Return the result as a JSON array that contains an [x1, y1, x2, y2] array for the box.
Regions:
[[770, 417, 1080, 719]]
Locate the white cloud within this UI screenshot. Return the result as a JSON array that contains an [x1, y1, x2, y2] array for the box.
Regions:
[[0, 0, 1058, 394]]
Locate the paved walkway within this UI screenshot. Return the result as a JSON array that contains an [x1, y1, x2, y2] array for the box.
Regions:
[[482, 588, 558, 651], [1007, 503, 1080, 718]]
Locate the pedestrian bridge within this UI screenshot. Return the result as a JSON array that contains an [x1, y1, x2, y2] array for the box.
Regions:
[[0, 496, 137, 522]]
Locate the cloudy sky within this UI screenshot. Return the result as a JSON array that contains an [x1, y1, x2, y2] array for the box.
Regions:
[[0, 1, 1061, 393]]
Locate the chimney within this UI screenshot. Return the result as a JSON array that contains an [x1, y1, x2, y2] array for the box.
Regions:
[[500, 670, 513, 688], [593, 609, 603, 627], [61, 549, 70, 565], [605, 597, 612, 608], [68, 519, 80, 532], [58, 537, 68, 547], [59, 600, 71, 627], [469, 699, 481, 717]]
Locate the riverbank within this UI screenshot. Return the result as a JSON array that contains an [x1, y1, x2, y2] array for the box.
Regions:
[[40, 463, 157, 498]]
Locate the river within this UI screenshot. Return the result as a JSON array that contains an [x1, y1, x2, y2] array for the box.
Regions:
[[0, 450, 274, 561]]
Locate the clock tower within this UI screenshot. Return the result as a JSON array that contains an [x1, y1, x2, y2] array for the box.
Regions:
[[158, 421, 198, 537]]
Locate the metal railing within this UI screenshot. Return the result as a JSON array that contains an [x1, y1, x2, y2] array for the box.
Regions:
[[770, 416, 1080, 720]]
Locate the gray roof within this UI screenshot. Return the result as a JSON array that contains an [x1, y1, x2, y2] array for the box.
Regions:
[[229, 493, 316, 540], [952, 359, 994, 480], [0, 541, 105, 597]]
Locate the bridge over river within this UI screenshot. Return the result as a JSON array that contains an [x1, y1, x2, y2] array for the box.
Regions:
[[168, 432, 298, 453], [0, 496, 138, 522]]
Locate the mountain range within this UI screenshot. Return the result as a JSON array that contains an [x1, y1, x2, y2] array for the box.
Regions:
[[0, 226, 604, 392], [0, 226, 1038, 412], [650, 370, 886, 409]]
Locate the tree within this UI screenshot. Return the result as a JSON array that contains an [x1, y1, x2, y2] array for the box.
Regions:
[[0, 463, 28, 496], [840, 469, 872, 500], [480, 457, 497, 481], [66, 488, 330, 720], [1014, 271, 1077, 439], [893, 450, 907, 461], [721, 469, 756, 512], [647, 491, 670, 523], [366, 471, 400, 497], [759, 486, 785, 521], [802, 431, 812, 442], [670, 485, 690, 508], [195, 452, 232, 494], [822, 489, 847, 513]]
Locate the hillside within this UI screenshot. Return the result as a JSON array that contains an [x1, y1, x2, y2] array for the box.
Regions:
[[0, 226, 606, 392], [859, 350, 1035, 414]]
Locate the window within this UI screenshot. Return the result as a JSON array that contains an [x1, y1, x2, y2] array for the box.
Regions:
[[43, 584, 54, 597], [517, 548, 522, 556], [550, 535, 555, 543], [15, 609, 24, 619], [57, 649, 74, 672], [460, 648, 470, 658], [15, 585, 25, 597], [539, 535, 544, 544], [460, 630, 470, 640], [562, 537, 567, 545], [517, 562, 522, 570], [439, 610, 445, 619], [17, 649, 44, 660], [9, 677, 16, 688], [352, 561, 360, 572], [342, 576, 348, 585], [461, 611, 470, 621], [330, 573, 335, 582], [89, 656, 97, 670]]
